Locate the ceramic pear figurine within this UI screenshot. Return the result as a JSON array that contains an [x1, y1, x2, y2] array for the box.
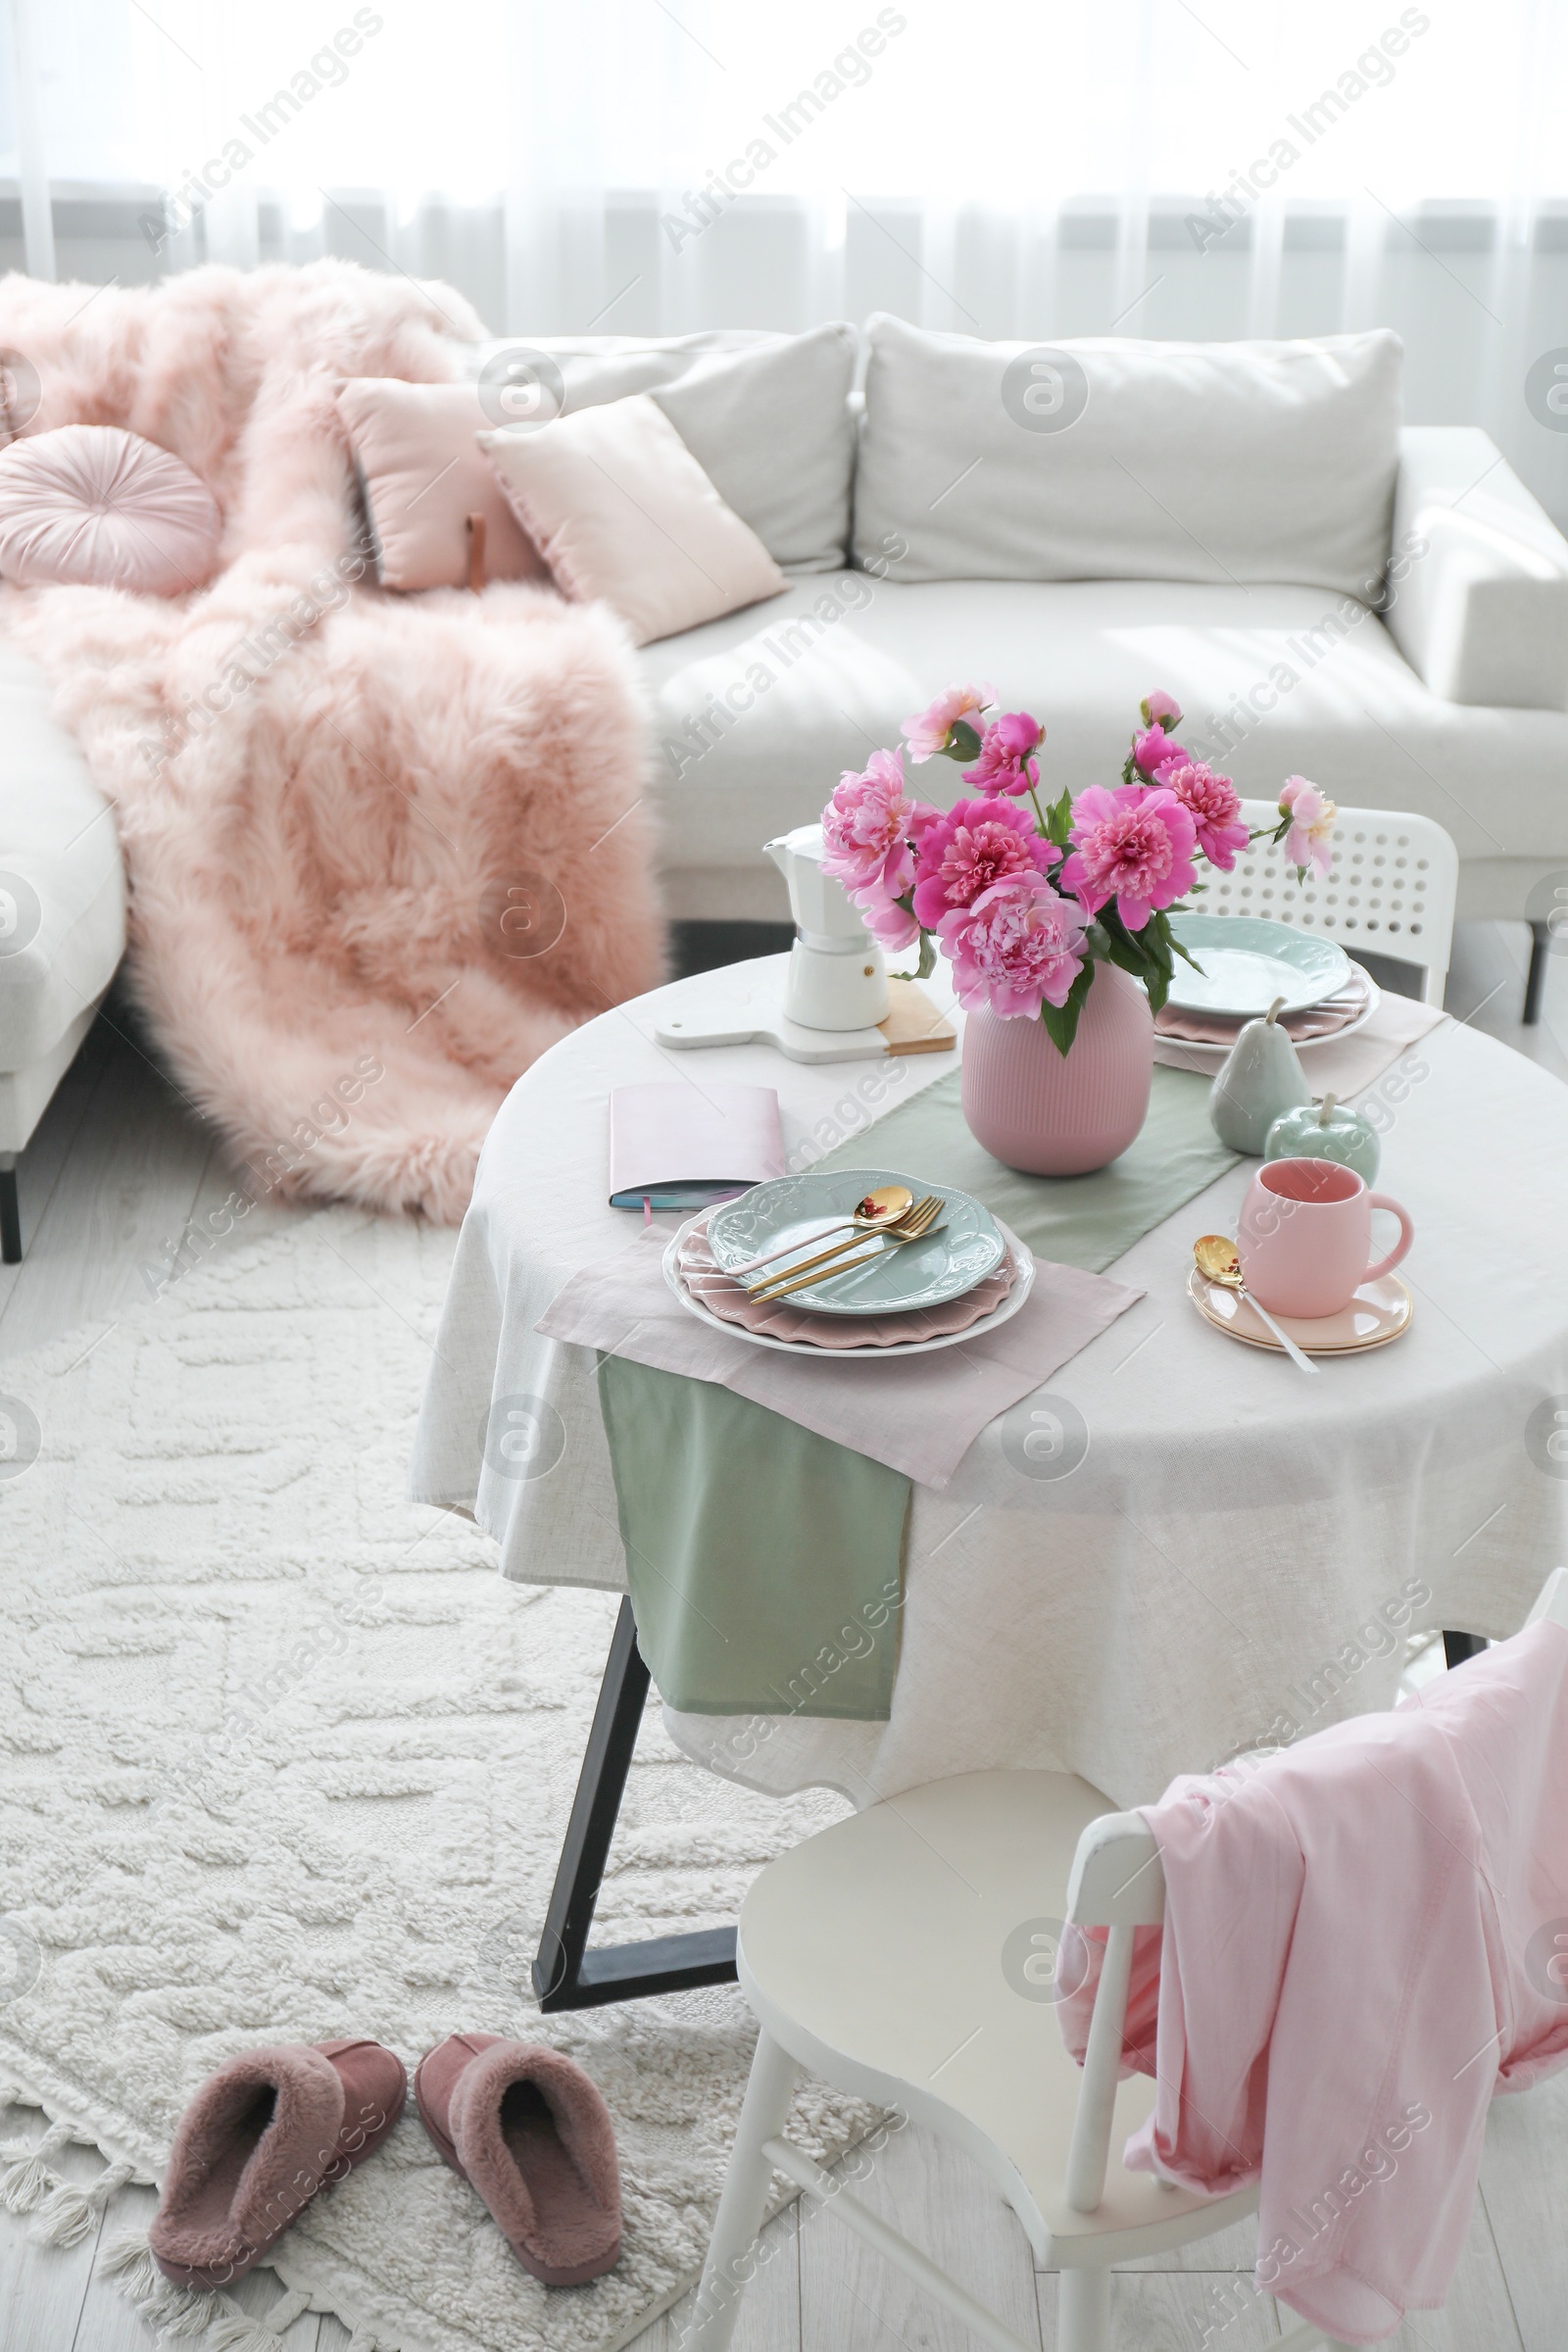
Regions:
[[1264, 1091, 1382, 1185], [1207, 997, 1313, 1155]]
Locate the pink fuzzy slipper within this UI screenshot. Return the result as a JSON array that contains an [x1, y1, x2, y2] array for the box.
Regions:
[[414, 2033, 621, 2284], [149, 2037, 407, 2288]]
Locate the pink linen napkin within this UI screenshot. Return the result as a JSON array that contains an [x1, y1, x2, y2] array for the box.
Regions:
[[1154, 990, 1446, 1092], [1155, 967, 1370, 1047], [536, 1221, 1144, 1490], [676, 1213, 1017, 1348]]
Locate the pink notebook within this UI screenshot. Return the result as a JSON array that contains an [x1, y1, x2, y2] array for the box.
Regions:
[[609, 1081, 785, 1212]]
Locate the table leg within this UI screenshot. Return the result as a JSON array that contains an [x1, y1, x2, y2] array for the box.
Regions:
[[532, 1596, 739, 2011], [1523, 922, 1549, 1027], [0, 1156, 20, 1264]]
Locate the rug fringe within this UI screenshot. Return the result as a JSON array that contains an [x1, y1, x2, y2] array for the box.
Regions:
[[205, 2283, 314, 2348], [29, 2156, 137, 2246], [102, 2230, 369, 2350], [102, 2229, 223, 2339], [0, 2117, 74, 2212]]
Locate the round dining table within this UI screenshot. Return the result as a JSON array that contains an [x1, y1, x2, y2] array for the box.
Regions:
[[413, 952, 1568, 1853]]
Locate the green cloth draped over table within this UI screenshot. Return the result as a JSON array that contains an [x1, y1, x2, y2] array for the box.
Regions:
[[816, 1066, 1236, 1273], [601, 1062, 1235, 1720], [596, 1356, 910, 1716]]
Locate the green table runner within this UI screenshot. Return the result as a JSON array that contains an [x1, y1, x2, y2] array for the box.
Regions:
[[603, 1060, 1236, 1721], [814, 1065, 1235, 1273]]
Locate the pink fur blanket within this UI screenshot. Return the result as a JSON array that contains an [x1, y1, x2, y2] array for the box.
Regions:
[[0, 261, 664, 1222]]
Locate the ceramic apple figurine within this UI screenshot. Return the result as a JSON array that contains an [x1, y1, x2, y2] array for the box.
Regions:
[[1264, 1091, 1382, 1184], [1207, 997, 1313, 1155]]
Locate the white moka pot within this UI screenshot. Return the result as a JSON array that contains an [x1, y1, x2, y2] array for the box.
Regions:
[[763, 824, 890, 1032]]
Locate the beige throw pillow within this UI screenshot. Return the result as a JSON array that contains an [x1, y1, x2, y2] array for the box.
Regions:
[[480, 396, 785, 646]]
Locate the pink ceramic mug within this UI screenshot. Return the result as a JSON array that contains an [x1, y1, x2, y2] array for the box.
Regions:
[[1238, 1156, 1414, 1319]]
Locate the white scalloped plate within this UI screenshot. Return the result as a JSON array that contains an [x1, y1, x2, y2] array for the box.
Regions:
[[664, 1220, 1036, 1358]]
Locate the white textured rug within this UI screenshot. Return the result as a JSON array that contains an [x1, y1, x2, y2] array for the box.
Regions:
[[0, 1208, 861, 2352]]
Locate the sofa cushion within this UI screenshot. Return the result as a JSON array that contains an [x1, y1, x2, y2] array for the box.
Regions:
[[0, 637, 125, 1068], [852, 318, 1403, 600], [336, 378, 548, 592], [483, 397, 785, 646], [462, 326, 856, 573], [639, 575, 1568, 915], [0, 424, 222, 597]]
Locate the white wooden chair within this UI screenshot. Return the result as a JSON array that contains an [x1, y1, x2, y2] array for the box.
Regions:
[[1206, 801, 1459, 1007], [687, 1566, 1568, 2352]]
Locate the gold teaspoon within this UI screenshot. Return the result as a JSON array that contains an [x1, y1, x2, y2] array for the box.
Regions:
[[1193, 1234, 1319, 1376]]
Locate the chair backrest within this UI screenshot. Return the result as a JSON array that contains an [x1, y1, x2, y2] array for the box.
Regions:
[[1057, 1563, 1568, 2216], [1199, 800, 1460, 1006]]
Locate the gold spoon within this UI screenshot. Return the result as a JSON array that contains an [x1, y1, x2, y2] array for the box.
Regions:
[[748, 1195, 941, 1298], [731, 1184, 914, 1280], [1193, 1234, 1320, 1375], [753, 1198, 946, 1302]]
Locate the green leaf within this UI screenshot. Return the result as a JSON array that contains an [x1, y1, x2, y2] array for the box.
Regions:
[[915, 926, 937, 980], [945, 718, 982, 762], [1039, 959, 1095, 1056], [1044, 785, 1075, 848]]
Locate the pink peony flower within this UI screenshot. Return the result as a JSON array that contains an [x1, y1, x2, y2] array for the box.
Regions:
[[910, 795, 1057, 930], [961, 710, 1045, 797], [1279, 775, 1337, 877], [902, 682, 995, 762], [853, 876, 921, 952], [1152, 757, 1250, 869], [936, 872, 1089, 1019], [1131, 724, 1185, 778], [1059, 783, 1199, 931], [820, 748, 922, 899], [1141, 688, 1183, 730]]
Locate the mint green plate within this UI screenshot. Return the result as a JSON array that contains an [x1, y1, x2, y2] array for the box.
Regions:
[[1167, 914, 1351, 1017], [707, 1165, 1005, 1316]]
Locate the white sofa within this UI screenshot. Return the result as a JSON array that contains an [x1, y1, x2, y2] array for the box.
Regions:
[[4, 314, 1566, 1256], [0, 639, 124, 1259], [632, 319, 1568, 982]]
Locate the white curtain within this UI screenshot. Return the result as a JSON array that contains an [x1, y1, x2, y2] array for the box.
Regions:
[[4, 0, 1568, 515]]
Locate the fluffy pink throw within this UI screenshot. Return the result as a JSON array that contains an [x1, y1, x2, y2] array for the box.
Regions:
[[0, 262, 664, 1221]]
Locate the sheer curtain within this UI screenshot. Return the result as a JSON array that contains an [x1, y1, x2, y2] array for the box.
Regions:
[[4, 0, 1567, 510]]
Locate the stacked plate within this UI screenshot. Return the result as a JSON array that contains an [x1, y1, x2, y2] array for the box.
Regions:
[[663, 1165, 1034, 1358], [1155, 915, 1379, 1060]]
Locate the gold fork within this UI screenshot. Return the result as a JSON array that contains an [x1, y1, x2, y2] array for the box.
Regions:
[[743, 1194, 940, 1298], [747, 1196, 945, 1302]]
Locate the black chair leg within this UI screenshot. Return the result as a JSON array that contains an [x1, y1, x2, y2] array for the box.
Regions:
[[0, 1161, 20, 1264], [1523, 922, 1550, 1026], [1444, 1630, 1486, 1669]]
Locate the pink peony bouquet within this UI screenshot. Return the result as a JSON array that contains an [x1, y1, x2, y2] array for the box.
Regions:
[[819, 687, 1336, 1054]]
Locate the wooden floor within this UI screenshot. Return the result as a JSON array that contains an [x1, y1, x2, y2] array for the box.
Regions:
[[2, 919, 1565, 2352]]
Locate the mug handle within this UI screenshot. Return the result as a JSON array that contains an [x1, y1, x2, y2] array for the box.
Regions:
[[1365, 1193, 1414, 1283]]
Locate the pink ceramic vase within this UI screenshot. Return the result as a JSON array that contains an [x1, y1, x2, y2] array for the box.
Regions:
[[960, 961, 1154, 1175]]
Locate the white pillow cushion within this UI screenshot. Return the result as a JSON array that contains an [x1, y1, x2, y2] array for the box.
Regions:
[[481, 395, 786, 647], [853, 315, 1403, 598], [463, 326, 856, 572]]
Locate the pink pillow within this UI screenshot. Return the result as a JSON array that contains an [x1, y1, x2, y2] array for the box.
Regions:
[[0, 423, 221, 595], [481, 395, 785, 646], [336, 377, 548, 592]]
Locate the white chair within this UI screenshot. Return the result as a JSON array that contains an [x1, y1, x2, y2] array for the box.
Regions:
[[688, 1567, 1568, 2352], [1206, 802, 1459, 1007]]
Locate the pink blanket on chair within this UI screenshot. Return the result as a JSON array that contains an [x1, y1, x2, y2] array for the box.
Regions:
[[0, 262, 664, 1221], [1058, 1622, 1568, 2343]]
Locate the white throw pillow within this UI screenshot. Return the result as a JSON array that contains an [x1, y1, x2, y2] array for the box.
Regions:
[[462, 325, 856, 572], [852, 315, 1403, 599], [482, 395, 786, 647]]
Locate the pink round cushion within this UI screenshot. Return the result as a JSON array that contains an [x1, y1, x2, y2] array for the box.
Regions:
[[0, 423, 222, 595]]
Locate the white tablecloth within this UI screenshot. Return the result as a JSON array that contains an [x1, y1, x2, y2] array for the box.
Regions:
[[411, 956, 1568, 1808]]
